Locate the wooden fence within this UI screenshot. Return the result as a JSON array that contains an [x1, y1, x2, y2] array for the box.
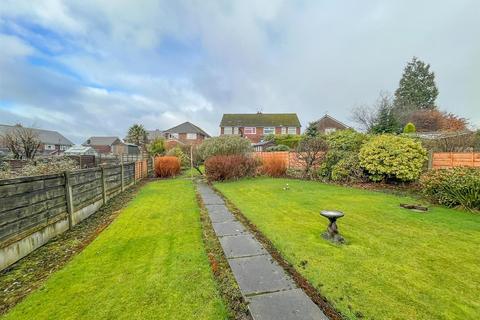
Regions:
[[254, 151, 307, 169], [431, 152, 480, 169], [0, 160, 151, 271]]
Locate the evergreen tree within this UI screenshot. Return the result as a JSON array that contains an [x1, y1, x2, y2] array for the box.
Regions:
[[305, 121, 319, 137], [394, 57, 439, 112], [403, 122, 416, 133], [370, 104, 401, 134]]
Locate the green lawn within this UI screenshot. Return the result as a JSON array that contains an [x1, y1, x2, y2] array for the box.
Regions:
[[215, 178, 480, 320], [3, 180, 228, 320]]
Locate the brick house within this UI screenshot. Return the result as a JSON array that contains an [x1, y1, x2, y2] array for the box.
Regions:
[[219, 113, 301, 143], [83, 137, 139, 155], [148, 122, 210, 145], [312, 115, 349, 134], [0, 124, 73, 156]]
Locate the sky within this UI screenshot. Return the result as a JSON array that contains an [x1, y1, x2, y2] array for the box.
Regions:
[[0, 0, 479, 143]]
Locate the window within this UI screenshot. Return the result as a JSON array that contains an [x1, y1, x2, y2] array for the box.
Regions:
[[244, 127, 256, 134], [45, 144, 55, 150], [288, 127, 297, 134], [170, 133, 179, 139], [186, 133, 197, 140], [60, 145, 68, 151], [281, 127, 287, 134], [223, 126, 233, 134], [233, 127, 239, 134], [263, 127, 275, 135], [325, 128, 336, 134]]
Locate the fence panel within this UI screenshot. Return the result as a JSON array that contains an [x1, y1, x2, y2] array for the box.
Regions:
[[432, 152, 480, 169], [0, 160, 145, 271]]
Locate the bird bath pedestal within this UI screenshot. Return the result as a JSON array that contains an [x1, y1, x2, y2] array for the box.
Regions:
[[320, 210, 345, 244]]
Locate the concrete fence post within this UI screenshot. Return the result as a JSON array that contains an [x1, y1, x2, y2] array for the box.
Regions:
[[64, 171, 74, 229], [101, 167, 107, 204], [428, 151, 433, 170]]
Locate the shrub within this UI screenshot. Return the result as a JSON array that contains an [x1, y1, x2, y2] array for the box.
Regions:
[[331, 153, 365, 183], [205, 155, 259, 181], [403, 122, 416, 133], [296, 136, 328, 178], [261, 157, 287, 177], [266, 144, 290, 152], [148, 138, 165, 156], [272, 134, 303, 148], [359, 134, 428, 182], [420, 168, 480, 211], [154, 156, 181, 178], [166, 147, 189, 168], [326, 129, 367, 152], [198, 136, 251, 160]]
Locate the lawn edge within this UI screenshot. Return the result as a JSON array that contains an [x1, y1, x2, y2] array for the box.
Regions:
[[210, 181, 345, 320], [194, 181, 252, 320], [0, 179, 150, 315]]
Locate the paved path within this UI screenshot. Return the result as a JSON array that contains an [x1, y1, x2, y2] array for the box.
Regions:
[[197, 182, 328, 320]]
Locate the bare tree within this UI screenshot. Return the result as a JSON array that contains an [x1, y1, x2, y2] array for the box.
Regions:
[[296, 137, 328, 178], [350, 91, 395, 132], [0, 125, 41, 159]]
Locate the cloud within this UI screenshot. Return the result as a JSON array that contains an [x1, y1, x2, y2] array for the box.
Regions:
[[0, 0, 479, 144]]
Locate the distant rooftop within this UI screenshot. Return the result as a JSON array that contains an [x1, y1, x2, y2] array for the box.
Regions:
[[220, 113, 301, 127], [0, 124, 73, 145], [83, 136, 121, 146], [164, 121, 211, 137]]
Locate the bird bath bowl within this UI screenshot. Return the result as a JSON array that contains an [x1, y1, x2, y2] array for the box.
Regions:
[[320, 210, 345, 244]]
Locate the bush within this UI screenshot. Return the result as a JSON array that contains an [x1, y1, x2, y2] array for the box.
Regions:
[[326, 129, 367, 152], [403, 122, 416, 133], [154, 156, 181, 178], [266, 144, 290, 152], [198, 136, 251, 160], [272, 134, 303, 148], [148, 138, 165, 156], [205, 155, 259, 181], [261, 157, 287, 177], [331, 153, 365, 183], [359, 134, 428, 182], [420, 168, 480, 211], [166, 147, 189, 168]]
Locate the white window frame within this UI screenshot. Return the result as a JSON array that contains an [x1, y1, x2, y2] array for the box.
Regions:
[[281, 127, 287, 134], [170, 133, 179, 139], [287, 127, 297, 134], [325, 128, 336, 134], [233, 127, 239, 134], [186, 133, 197, 140], [263, 127, 275, 135], [244, 127, 256, 134], [60, 145, 68, 151], [45, 144, 55, 150], [223, 126, 233, 135]]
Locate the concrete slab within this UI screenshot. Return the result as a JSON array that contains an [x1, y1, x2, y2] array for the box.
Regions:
[[201, 193, 225, 205], [197, 183, 217, 195], [212, 221, 245, 237], [220, 234, 267, 258], [206, 204, 235, 223], [247, 289, 328, 320], [228, 255, 295, 295]]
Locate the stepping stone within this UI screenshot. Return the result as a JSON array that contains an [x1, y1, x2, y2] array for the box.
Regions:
[[220, 234, 267, 258], [228, 255, 295, 295], [212, 221, 245, 237], [201, 193, 224, 205], [206, 205, 235, 223], [247, 289, 328, 320]]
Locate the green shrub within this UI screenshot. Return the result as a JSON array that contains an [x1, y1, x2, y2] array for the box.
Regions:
[[403, 122, 416, 133], [198, 136, 251, 160], [420, 168, 480, 211], [148, 138, 165, 156], [166, 147, 189, 168], [326, 129, 367, 152], [270, 134, 303, 148], [319, 130, 368, 181], [266, 144, 290, 152], [331, 153, 365, 183], [359, 134, 427, 182]]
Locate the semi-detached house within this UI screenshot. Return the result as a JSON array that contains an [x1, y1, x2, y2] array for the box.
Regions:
[[219, 112, 301, 143]]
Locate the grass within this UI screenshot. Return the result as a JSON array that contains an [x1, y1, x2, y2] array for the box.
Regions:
[[215, 177, 480, 320], [2, 180, 228, 320]]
